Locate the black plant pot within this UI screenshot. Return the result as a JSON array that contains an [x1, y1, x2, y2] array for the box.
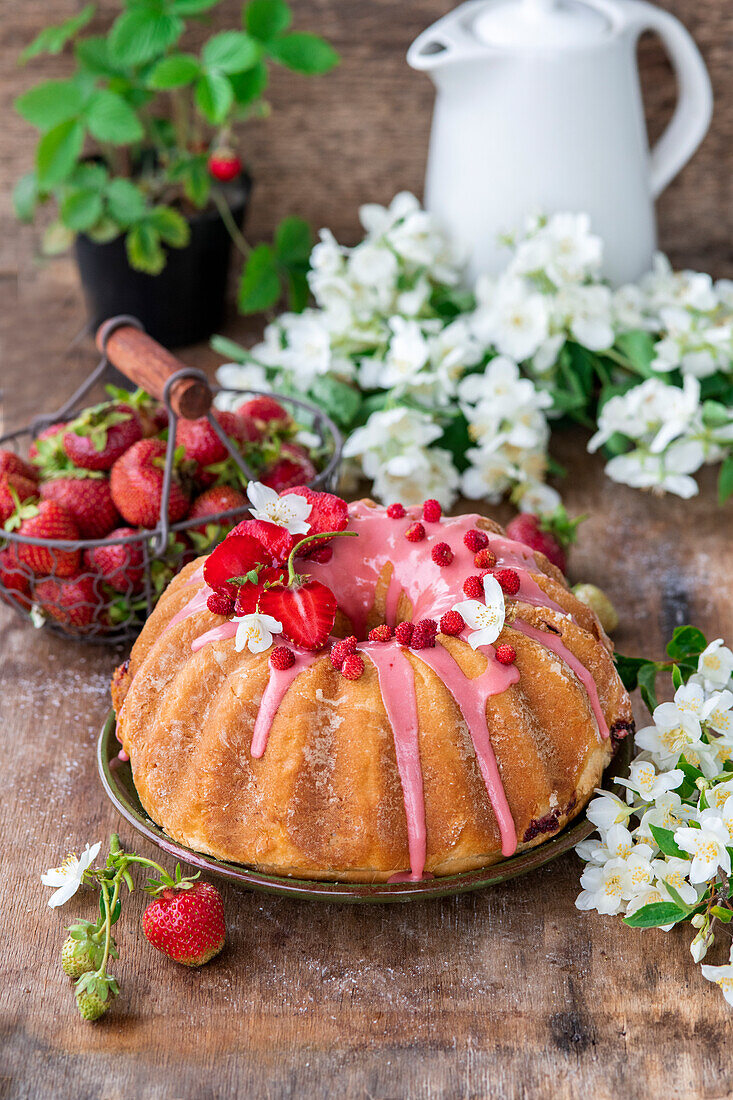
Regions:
[[74, 174, 251, 349]]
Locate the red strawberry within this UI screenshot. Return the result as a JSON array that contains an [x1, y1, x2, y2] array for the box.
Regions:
[[260, 579, 337, 650], [208, 150, 242, 183], [282, 486, 349, 539], [63, 403, 143, 471], [0, 547, 31, 609], [494, 568, 521, 596], [462, 576, 483, 599], [13, 501, 81, 577], [142, 882, 225, 967], [176, 411, 257, 484], [0, 450, 37, 482], [261, 445, 316, 492], [422, 499, 442, 522], [84, 527, 144, 593], [110, 439, 190, 528], [505, 509, 584, 574], [474, 548, 497, 569], [0, 473, 38, 525], [229, 518, 296, 563], [236, 396, 291, 430], [394, 621, 414, 646], [439, 610, 465, 636], [40, 477, 120, 539], [368, 624, 392, 642], [203, 533, 274, 597], [405, 522, 425, 542], [217, 409, 260, 449], [35, 574, 99, 627], [189, 486, 247, 534]]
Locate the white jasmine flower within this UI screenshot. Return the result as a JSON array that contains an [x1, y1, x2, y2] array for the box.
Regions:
[[613, 283, 651, 331], [588, 376, 701, 455], [461, 440, 519, 502], [651, 857, 699, 907], [618, 759, 684, 803], [371, 446, 460, 511], [705, 778, 733, 813], [637, 791, 695, 839], [359, 191, 420, 237], [624, 847, 656, 895], [343, 407, 443, 478], [676, 809, 732, 883], [530, 333, 565, 374], [397, 277, 432, 317], [575, 838, 608, 864], [515, 479, 562, 515], [214, 362, 272, 412], [373, 317, 430, 389], [701, 943, 733, 1005], [279, 312, 332, 382], [234, 612, 283, 654], [696, 639, 733, 692], [604, 439, 704, 499], [452, 574, 506, 649], [691, 928, 714, 963], [42, 842, 101, 908], [511, 212, 603, 286], [641, 253, 719, 313], [554, 284, 614, 350], [635, 691, 706, 770], [472, 275, 550, 362], [429, 319, 483, 391], [575, 858, 630, 915], [347, 241, 399, 290], [703, 690, 733, 736], [30, 604, 45, 628], [585, 791, 634, 832], [247, 482, 311, 534]]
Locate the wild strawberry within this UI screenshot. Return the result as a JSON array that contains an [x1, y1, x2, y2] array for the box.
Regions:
[[405, 522, 425, 542], [474, 548, 497, 569], [35, 575, 99, 627], [506, 509, 584, 574], [260, 579, 337, 650], [63, 403, 143, 471], [188, 486, 248, 534], [13, 501, 80, 577], [422, 499, 442, 522], [368, 624, 392, 643], [282, 486, 349, 538], [84, 528, 144, 593], [386, 502, 406, 519], [495, 643, 517, 665], [208, 150, 242, 183], [0, 450, 37, 482], [330, 635, 357, 669], [203, 533, 273, 597], [394, 621, 414, 646], [110, 439, 190, 528], [431, 541, 453, 566], [142, 881, 225, 966], [261, 444, 316, 492], [0, 547, 31, 608], [236, 396, 291, 430], [495, 568, 521, 596], [341, 653, 365, 680], [207, 591, 235, 616], [411, 624, 436, 649], [270, 645, 295, 670], [463, 529, 489, 553], [462, 575, 483, 599], [40, 476, 120, 539], [439, 610, 465, 636], [0, 473, 38, 524]]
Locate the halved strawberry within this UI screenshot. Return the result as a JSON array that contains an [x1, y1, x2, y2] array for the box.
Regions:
[[203, 534, 273, 597], [229, 518, 296, 563], [259, 579, 336, 650], [282, 487, 348, 539], [233, 566, 287, 615]]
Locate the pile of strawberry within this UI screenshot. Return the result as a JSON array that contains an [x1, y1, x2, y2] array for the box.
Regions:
[[0, 387, 319, 634]]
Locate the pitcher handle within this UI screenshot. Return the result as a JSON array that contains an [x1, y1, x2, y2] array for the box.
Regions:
[[634, 3, 712, 198]]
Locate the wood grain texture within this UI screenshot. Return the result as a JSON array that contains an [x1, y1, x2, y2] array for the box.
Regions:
[[2, 275, 733, 1099], [97, 324, 213, 418]]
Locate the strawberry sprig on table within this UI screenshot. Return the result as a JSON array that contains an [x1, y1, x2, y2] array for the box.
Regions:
[[0, 388, 320, 633], [43, 833, 226, 1022]]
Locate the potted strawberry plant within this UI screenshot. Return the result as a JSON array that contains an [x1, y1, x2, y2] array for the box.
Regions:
[[13, 0, 338, 347]]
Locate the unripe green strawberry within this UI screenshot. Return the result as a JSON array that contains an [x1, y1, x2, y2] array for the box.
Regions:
[[62, 935, 95, 979], [75, 986, 109, 1021], [572, 582, 619, 634], [75, 972, 118, 1022]]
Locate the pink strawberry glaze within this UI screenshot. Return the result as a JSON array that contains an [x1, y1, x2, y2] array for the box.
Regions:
[[250, 648, 316, 758], [191, 618, 237, 652], [512, 619, 609, 740], [164, 583, 211, 634], [366, 644, 426, 881], [413, 642, 520, 857]]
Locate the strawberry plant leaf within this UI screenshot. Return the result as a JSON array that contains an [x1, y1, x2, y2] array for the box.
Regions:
[[275, 215, 312, 266], [60, 187, 104, 231], [666, 625, 708, 661], [266, 32, 339, 74], [20, 4, 95, 64], [126, 223, 165, 275], [147, 206, 190, 248], [13, 172, 39, 223], [195, 71, 234, 124], [718, 455, 733, 506], [147, 53, 201, 89], [245, 0, 292, 41], [238, 243, 281, 313], [109, 9, 183, 67], [85, 90, 144, 144], [229, 60, 268, 105], [16, 80, 84, 132], [202, 31, 260, 74], [170, 0, 219, 13], [105, 178, 147, 226], [36, 119, 85, 188]]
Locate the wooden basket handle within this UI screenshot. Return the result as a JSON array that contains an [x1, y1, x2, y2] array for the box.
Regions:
[[95, 319, 212, 420]]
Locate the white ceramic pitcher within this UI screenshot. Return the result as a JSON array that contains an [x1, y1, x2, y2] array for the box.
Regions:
[[407, 0, 712, 285]]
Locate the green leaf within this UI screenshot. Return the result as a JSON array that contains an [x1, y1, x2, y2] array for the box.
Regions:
[[712, 904, 733, 923], [60, 187, 104, 231], [718, 455, 733, 506], [229, 59, 268, 104], [638, 661, 661, 713], [36, 118, 85, 188], [15, 80, 84, 131], [202, 31, 260, 74], [147, 53, 200, 89], [99, 890, 122, 926], [106, 178, 147, 226], [274, 215, 312, 266], [71, 162, 108, 190], [672, 663, 683, 690], [86, 216, 120, 244], [169, 153, 210, 207], [286, 269, 310, 314], [613, 651, 654, 693], [195, 71, 234, 124], [306, 376, 361, 429], [667, 625, 708, 662], [170, 0, 219, 12], [614, 330, 657, 378], [266, 32, 339, 74], [148, 206, 190, 248], [75, 35, 122, 77], [238, 243, 280, 313], [650, 825, 686, 859], [623, 902, 687, 928], [109, 9, 183, 67], [13, 172, 39, 223], [210, 335, 249, 362], [126, 223, 165, 275], [20, 4, 95, 63], [245, 0, 292, 41], [85, 90, 143, 144], [41, 220, 75, 254]]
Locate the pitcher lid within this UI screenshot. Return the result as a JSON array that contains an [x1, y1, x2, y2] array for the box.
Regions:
[[472, 0, 610, 48]]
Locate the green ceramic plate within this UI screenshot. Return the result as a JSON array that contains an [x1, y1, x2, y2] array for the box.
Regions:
[[98, 710, 632, 903]]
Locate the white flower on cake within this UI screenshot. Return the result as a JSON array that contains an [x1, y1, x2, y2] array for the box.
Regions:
[[246, 482, 311, 535], [234, 613, 283, 655], [675, 810, 732, 884], [451, 574, 506, 650], [42, 842, 101, 908], [702, 943, 733, 1006]]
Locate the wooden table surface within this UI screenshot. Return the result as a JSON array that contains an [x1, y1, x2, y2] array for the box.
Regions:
[[2, 281, 733, 1100]]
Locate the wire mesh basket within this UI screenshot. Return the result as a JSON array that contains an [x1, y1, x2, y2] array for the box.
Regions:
[[0, 315, 342, 644]]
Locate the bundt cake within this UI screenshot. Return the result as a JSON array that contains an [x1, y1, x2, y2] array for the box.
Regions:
[[111, 484, 634, 882]]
